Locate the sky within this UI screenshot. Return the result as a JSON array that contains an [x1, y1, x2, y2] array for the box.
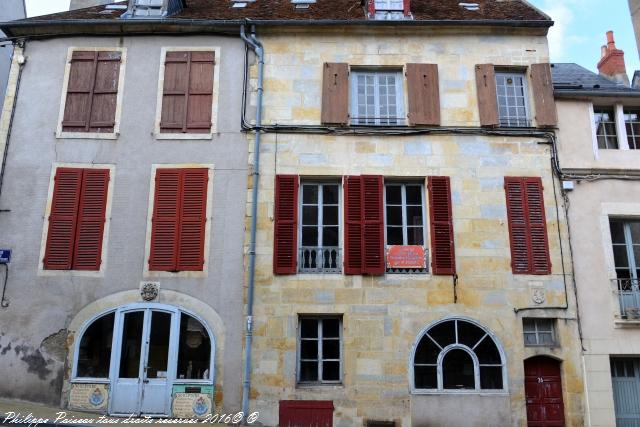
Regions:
[[23, 0, 640, 76]]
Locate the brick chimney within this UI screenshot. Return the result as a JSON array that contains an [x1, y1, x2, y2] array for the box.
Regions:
[[597, 31, 630, 86]]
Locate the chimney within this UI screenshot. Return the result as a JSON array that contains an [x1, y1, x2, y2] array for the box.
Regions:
[[597, 30, 630, 86]]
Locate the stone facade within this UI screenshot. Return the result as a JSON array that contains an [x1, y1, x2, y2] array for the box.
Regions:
[[244, 27, 585, 426]]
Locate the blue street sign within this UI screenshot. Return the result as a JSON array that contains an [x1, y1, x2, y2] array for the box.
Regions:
[[0, 249, 11, 264]]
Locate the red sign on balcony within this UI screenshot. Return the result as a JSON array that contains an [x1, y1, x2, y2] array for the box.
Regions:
[[386, 245, 426, 269]]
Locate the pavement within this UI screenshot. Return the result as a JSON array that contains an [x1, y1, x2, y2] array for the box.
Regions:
[[0, 398, 229, 427]]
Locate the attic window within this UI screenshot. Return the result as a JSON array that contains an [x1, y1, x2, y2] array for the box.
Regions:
[[232, 1, 248, 7], [132, 0, 164, 16], [292, 0, 316, 8], [372, 0, 410, 20], [459, 2, 479, 11]]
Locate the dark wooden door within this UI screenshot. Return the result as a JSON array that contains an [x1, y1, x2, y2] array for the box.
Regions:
[[279, 400, 333, 427], [525, 357, 565, 427]]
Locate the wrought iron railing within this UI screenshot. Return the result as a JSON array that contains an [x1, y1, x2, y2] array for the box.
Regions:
[[613, 278, 640, 319], [299, 247, 341, 273]]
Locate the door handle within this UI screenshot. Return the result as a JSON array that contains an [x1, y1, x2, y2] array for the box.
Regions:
[[143, 379, 150, 383]]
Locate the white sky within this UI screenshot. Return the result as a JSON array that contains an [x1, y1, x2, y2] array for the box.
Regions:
[[25, 0, 70, 17]]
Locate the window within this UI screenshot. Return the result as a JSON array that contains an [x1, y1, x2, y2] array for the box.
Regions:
[[132, 0, 164, 16], [76, 312, 114, 378], [43, 167, 110, 271], [385, 183, 425, 246], [159, 51, 215, 135], [177, 314, 211, 380], [610, 219, 640, 318], [495, 71, 530, 127], [523, 318, 557, 346], [594, 107, 618, 149], [504, 177, 551, 275], [413, 318, 505, 392], [299, 183, 341, 273], [148, 168, 209, 272], [350, 70, 405, 125], [60, 50, 123, 136], [298, 316, 342, 384], [624, 109, 640, 149], [373, 0, 405, 19]]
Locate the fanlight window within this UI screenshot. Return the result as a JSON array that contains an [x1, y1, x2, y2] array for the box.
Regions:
[[413, 318, 505, 391]]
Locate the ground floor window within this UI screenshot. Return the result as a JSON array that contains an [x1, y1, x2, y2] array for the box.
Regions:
[[298, 316, 342, 385], [611, 357, 640, 426], [413, 318, 505, 392]]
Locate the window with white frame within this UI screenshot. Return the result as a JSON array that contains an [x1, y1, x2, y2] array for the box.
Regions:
[[522, 318, 557, 347], [300, 182, 341, 273], [373, 0, 405, 19], [609, 219, 640, 318], [413, 319, 505, 392], [594, 107, 619, 149], [624, 109, 640, 150], [350, 70, 405, 125], [495, 71, 530, 127], [298, 316, 342, 384], [385, 183, 425, 247]]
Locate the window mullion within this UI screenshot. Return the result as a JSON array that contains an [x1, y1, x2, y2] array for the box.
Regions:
[[374, 74, 380, 126], [616, 104, 630, 150], [318, 184, 323, 249], [625, 223, 638, 280], [318, 319, 323, 382], [401, 184, 408, 245]]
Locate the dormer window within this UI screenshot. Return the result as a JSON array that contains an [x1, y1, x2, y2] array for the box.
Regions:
[[132, 0, 163, 17], [371, 0, 410, 20]]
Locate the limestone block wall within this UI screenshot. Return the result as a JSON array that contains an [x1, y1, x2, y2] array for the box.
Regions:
[[242, 27, 584, 427]]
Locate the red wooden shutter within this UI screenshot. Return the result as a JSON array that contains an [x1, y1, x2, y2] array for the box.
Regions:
[[321, 63, 349, 125], [176, 169, 208, 271], [62, 51, 121, 133], [344, 176, 363, 275], [406, 63, 440, 126], [344, 175, 384, 275], [428, 176, 456, 275], [149, 169, 181, 271], [273, 175, 299, 274], [362, 175, 385, 275], [504, 177, 551, 275], [44, 168, 83, 270], [475, 64, 499, 127], [279, 400, 334, 427], [73, 169, 109, 270], [530, 63, 558, 127], [160, 51, 214, 134]]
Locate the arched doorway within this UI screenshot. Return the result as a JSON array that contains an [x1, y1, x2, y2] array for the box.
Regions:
[[524, 356, 565, 427], [72, 303, 214, 416]]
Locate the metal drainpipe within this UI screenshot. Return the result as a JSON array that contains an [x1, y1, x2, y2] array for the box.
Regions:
[[240, 23, 263, 421]]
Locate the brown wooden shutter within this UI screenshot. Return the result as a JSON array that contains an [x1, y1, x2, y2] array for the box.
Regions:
[[530, 63, 558, 127], [161, 52, 214, 134], [475, 64, 499, 127], [62, 51, 121, 133], [406, 63, 440, 126], [176, 169, 208, 271], [149, 169, 181, 271], [321, 63, 349, 125], [428, 176, 456, 275], [362, 175, 385, 275], [44, 168, 83, 270], [73, 169, 109, 270], [273, 175, 299, 274], [504, 177, 551, 275], [344, 176, 363, 275]]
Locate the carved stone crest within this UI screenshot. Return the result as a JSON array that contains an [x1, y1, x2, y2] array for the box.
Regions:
[[532, 288, 546, 305], [140, 281, 160, 301]]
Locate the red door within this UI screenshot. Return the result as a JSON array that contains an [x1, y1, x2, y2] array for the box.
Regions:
[[525, 357, 565, 427], [279, 400, 333, 427]]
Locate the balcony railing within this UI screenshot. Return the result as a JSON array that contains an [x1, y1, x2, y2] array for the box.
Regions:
[[613, 278, 640, 319], [299, 247, 341, 274]]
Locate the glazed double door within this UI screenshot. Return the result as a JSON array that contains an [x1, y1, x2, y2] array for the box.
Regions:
[[110, 309, 177, 416]]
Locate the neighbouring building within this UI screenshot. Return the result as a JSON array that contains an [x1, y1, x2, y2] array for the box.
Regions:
[[0, 0, 249, 418], [241, 1, 585, 426], [630, 0, 640, 59], [0, 0, 26, 100], [552, 36, 640, 427]]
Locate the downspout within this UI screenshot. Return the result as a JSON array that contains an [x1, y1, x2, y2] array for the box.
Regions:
[[240, 22, 263, 421]]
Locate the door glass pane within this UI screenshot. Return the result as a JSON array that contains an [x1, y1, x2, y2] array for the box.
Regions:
[[146, 311, 171, 379], [77, 312, 114, 378], [177, 314, 212, 380], [119, 311, 144, 378]]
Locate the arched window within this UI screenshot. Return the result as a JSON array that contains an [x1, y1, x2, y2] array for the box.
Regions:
[[413, 318, 506, 392], [76, 312, 115, 378]]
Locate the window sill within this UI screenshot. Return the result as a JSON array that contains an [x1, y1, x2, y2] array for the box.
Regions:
[[614, 318, 640, 328], [173, 379, 215, 384], [411, 389, 508, 396], [295, 383, 344, 389], [57, 131, 119, 140], [144, 270, 207, 279], [71, 378, 110, 384], [38, 269, 104, 278], [154, 132, 214, 140]]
